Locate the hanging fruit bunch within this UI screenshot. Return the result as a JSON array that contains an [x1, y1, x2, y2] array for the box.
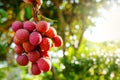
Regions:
[[12, 0, 63, 75]]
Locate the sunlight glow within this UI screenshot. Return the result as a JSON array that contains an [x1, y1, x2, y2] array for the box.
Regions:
[[84, 5, 120, 42]]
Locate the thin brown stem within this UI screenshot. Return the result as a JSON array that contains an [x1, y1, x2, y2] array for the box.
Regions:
[[32, 0, 41, 22]]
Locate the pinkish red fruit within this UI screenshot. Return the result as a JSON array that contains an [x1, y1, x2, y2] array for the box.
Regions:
[[40, 38, 51, 51], [16, 55, 29, 66], [14, 45, 23, 55], [13, 36, 23, 45], [23, 21, 36, 32], [41, 51, 51, 59], [36, 21, 49, 33], [45, 27, 57, 38], [23, 0, 33, 4], [23, 41, 34, 52], [29, 32, 42, 46], [12, 21, 23, 32], [28, 51, 40, 63], [31, 63, 41, 75], [53, 35, 63, 47], [15, 29, 29, 42], [37, 58, 51, 72]]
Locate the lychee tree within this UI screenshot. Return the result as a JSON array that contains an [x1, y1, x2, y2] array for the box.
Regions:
[[0, 0, 120, 80]]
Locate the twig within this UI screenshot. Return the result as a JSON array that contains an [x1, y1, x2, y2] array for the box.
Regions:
[[32, 0, 41, 22], [38, 15, 57, 22]]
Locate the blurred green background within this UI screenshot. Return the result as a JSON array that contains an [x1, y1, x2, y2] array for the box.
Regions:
[[0, 0, 120, 80]]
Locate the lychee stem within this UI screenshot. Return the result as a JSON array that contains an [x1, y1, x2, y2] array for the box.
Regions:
[[38, 15, 57, 22], [32, 0, 42, 22]]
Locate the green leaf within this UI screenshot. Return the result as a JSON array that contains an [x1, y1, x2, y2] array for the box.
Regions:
[[25, 6, 32, 20]]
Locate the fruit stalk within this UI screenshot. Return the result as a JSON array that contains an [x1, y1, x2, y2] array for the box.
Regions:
[[32, 0, 41, 22]]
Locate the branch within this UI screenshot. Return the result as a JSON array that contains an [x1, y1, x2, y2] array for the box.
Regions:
[[77, 28, 85, 49], [53, 0, 66, 58], [76, 8, 86, 50], [51, 67, 57, 80]]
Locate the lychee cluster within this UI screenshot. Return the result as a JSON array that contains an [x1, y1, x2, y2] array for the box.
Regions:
[[12, 20, 63, 75]]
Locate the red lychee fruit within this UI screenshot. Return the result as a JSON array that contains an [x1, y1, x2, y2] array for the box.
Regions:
[[23, 21, 36, 32], [29, 32, 42, 46], [53, 35, 63, 47], [13, 36, 23, 45], [16, 55, 29, 66], [31, 63, 41, 75], [28, 50, 40, 63], [36, 21, 49, 33], [14, 45, 23, 55], [37, 58, 51, 72], [41, 51, 51, 59], [12, 21, 23, 32], [45, 27, 57, 38], [23, 41, 34, 52], [23, 0, 33, 4], [40, 38, 52, 51], [15, 29, 29, 42]]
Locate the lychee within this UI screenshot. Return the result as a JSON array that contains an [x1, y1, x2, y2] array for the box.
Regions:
[[29, 32, 42, 46], [23, 0, 34, 4], [15, 29, 29, 42], [40, 38, 51, 51], [13, 36, 23, 45], [45, 27, 57, 38], [53, 35, 63, 47], [41, 51, 51, 59], [23, 41, 34, 52], [28, 50, 40, 63], [14, 45, 23, 55], [36, 21, 49, 33], [37, 58, 51, 72], [16, 55, 29, 66], [12, 21, 23, 32], [31, 63, 41, 75], [23, 21, 36, 32]]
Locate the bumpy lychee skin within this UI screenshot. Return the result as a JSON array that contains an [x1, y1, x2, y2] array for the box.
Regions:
[[28, 50, 40, 63], [16, 55, 29, 66], [23, 0, 33, 4], [29, 32, 42, 46], [40, 38, 52, 51], [53, 35, 63, 47], [23, 41, 34, 52], [37, 58, 51, 72], [12, 21, 23, 32], [13, 36, 23, 45], [41, 51, 51, 59], [15, 29, 29, 42], [23, 21, 36, 32], [14, 45, 23, 55], [31, 63, 41, 75], [45, 27, 57, 38], [36, 21, 50, 33]]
